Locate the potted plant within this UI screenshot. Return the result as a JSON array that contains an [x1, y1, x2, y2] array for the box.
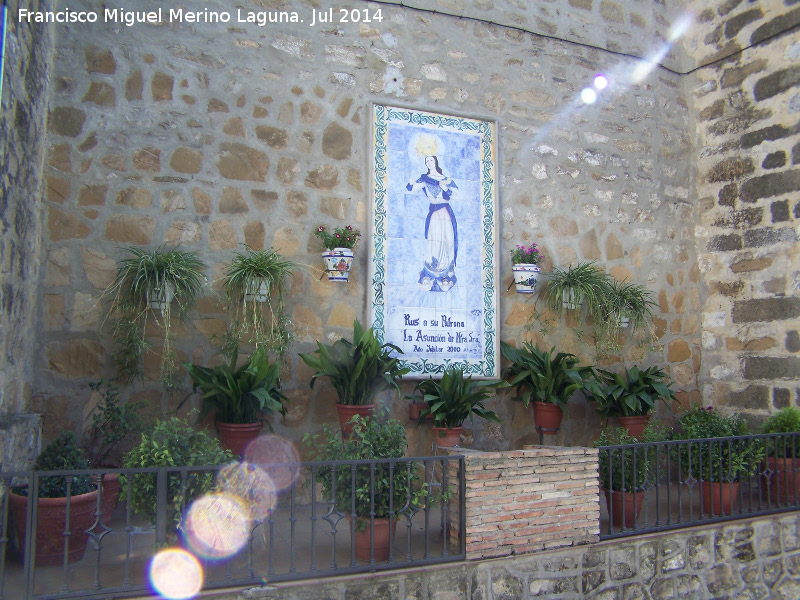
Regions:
[[183, 346, 289, 456], [509, 243, 544, 294], [601, 279, 657, 330], [760, 407, 800, 504], [542, 261, 610, 315], [407, 366, 507, 447], [120, 417, 233, 534], [595, 423, 669, 529], [105, 245, 205, 392], [303, 413, 425, 562], [674, 406, 765, 516], [501, 342, 593, 434], [584, 365, 677, 437], [8, 432, 98, 566], [314, 224, 361, 282], [299, 320, 409, 437], [222, 246, 298, 358], [83, 380, 146, 524]]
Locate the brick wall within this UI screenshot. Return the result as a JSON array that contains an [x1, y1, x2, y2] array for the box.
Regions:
[[446, 446, 599, 560]]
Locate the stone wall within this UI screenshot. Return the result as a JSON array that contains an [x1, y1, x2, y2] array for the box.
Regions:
[[446, 446, 599, 560], [690, 0, 800, 425], [183, 513, 800, 600], [31, 0, 699, 455], [0, 0, 51, 469]]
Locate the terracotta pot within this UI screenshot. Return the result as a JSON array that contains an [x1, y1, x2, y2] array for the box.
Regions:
[[409, 402, 433, 422], [335, 404, 376, 438], [216, 421, 263, 457], [618, 415, 650, 439], [9, 488, 99, 566], [532, 401, 564, 433], [432, 427, 463, 448], [603, 487, 645, 529], [512, 263, 541, 294], [351, 517, 397, 562], [322, 248, 355, 282], [764, 456, 800, 504], [700, 480, 740, 516]]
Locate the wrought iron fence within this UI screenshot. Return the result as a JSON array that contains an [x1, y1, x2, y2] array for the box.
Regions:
[[0, 455, 465, 600], [598, 432, 800, 539]]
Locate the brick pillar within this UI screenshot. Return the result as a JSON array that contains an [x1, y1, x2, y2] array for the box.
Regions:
[[444, 445, 600, 560]]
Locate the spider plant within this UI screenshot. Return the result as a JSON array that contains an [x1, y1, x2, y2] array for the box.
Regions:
[[601, 279, 657, 330], [542, 261, 611, 319], [222, 246, 298, 358], [106, 246, 205, 390]]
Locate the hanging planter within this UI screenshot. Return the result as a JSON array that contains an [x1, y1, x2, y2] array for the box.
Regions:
[[244, 278, 270, 303], [562, 287, 580, 311], [315, 224, 361, 283], [146, 281, 176, 312], [322, 248, 355, 282], [512, 263, 541, 294]]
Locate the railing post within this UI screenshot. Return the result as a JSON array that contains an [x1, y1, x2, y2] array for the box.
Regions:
[[155, 468, 167, 546]]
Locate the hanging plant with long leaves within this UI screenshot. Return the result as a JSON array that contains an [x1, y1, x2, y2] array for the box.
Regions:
[[105, 245, 205, 391], [222, 246, 298, 361]]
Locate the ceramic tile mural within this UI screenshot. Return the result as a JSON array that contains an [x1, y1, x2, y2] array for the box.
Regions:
[[370, 105, 499, 377]]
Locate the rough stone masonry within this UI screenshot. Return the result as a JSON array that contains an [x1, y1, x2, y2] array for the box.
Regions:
[[0, 0, 798, 464]]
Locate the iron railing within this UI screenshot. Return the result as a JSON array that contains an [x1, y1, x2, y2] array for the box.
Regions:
[[598, 432, 800, 539], [0, 455, 465, 600]]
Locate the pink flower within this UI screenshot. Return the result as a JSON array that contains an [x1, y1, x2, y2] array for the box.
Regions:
[[317, 226, 324, 232]]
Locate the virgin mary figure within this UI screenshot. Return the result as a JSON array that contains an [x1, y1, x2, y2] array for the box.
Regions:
[[406, 155, 459, 292]]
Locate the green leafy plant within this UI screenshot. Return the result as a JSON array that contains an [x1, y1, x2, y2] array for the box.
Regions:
[[500, 342, 593, 414], [83, 380, 147, 468], [105, 245, 205, 391], [222, 246, 297, 358], [407, 366, 507, 428], [601, 279, 657, 330], [303, 413, 425, 523], [595, 424, 669, 492], [120, 417, 233, 526], [542, 261, 611, 317], [673, 406, 764, 483], [183, 347, 288, 426], [31, 432, 94, 498], [760, 407, 800, 457], [299, 320, 409, 406], [510, 244, 543, 265], [585, 365, 677, 419], [314, 224, 361, 250]]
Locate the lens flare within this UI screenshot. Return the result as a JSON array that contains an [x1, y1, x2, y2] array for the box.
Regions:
[[149, 549, 203, 599], [668, 12, 695, 43], [594, 75, 608, 90], [217, 462, 277, 520], [184, 494, 250, 559], [244, 435, 301, 492], [580, 88, 597, 104]]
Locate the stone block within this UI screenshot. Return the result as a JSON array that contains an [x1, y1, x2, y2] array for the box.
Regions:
[[170, 148, 203, 174], [741, 124, 792, 149], [744, 357, 800, 380], [732, 297, 800, 323], [753, 65, 800, 101], [77, 184, 107, 206], [730, 256, 772, 273], [216, 143, 269, 181], [599, 0, 624, 23], [48, 106, 85, 137], [207, 98, 228, 113], [209, 220, 238, 249], [706, 157, 754, 182], [85, 46, 116, 73], [276, 157, 300, 184], [132, 147, 161, 171], [743, 226, 796, 247], [151, 71, 174, 101], [729, 385, 769, 409], [105, 215, 155, 244], [721, 58, 767, 89], [255, 126, 288, 149], [81, 247, 116, 288], [763, 151, 787, 169], [305, 164, 339, 190], [491, 569, 523, 600], [243, 221, 265, 250], [48, 206, 91, 240], [193, 188, 212, 214], [125, 70, 143, 101], [719, 183, 738, 207], [164, 221, 201, 244], [219, 187, 249, 213], [82, 81, 116, 106], [786, 331, 800, 353], [286, 190, 307, 217], [322, 122, 353, 159], [222, 116, 246, 137], [46, 339, 104, 378], [115, 187, 152, 208], [707, 234, 742, 252]]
